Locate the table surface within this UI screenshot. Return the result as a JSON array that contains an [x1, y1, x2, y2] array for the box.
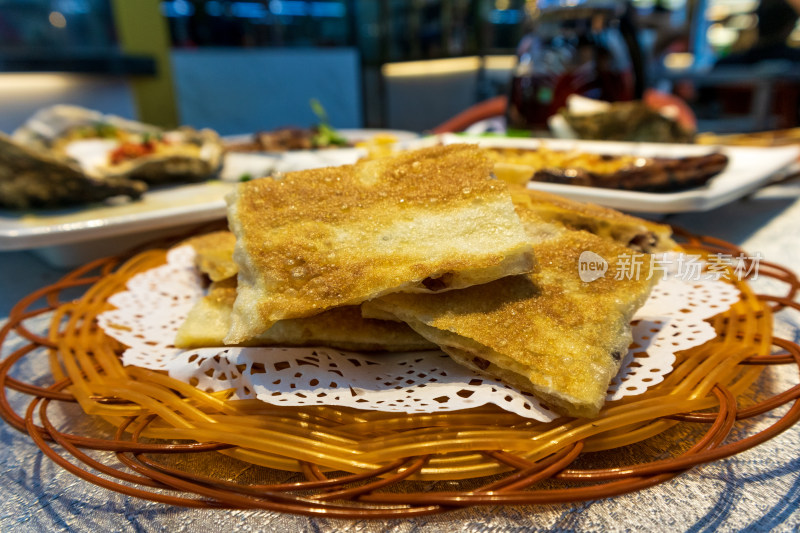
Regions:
[[1, 179, 799, 532]]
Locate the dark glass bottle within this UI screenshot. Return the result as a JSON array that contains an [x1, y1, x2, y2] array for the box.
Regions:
[[506, 0, 644, 133]]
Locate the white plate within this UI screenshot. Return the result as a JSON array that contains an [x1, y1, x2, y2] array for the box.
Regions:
[[337, 128, 420, 143], [0, 181, 234, 266], [222, 128, 419, 153], [220, 148, 363, 181], [219, 129, 419, 181], [430, 134, 800, 213]]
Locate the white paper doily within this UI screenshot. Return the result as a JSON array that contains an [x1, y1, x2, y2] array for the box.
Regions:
[[97, 247, 741, 421]]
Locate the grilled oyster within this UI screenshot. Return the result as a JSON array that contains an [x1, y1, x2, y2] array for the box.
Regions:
[[0, 132, 146, 210], [12, 105, 224, 185], [549, 95, 695, 144]]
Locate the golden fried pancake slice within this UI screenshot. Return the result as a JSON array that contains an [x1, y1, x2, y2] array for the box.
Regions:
[[509, 186, 675, 253], [225, 144, 534, 344], [364, 208, 656, 418], [176, 279, 437, 352], [177, 233, 435, 351], [183, 231, 237, 282]]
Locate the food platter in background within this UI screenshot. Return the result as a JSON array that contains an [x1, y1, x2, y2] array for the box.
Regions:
[[0, 128, 417, 267], [1, 128, 797, 267], [219, 129, 419, 181], [422, 134, 800, 213]]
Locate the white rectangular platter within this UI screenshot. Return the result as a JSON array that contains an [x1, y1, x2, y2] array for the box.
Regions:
[[432, 134, 800, 214]]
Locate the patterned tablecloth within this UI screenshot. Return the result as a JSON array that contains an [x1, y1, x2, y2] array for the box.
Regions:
[[1, 183, 799, 532]]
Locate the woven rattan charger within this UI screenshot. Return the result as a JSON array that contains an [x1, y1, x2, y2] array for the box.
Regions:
[[1, 228, 799, 518]]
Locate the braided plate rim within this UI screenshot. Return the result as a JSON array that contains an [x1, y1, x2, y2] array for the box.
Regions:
[[0, 228, 798, 518]]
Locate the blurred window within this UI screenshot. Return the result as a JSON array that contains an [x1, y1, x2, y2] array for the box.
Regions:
[[700, 0, 800, 66], [0, 0, 117, 50], [160, 1, 527, 61], [162, 0, 353, 48]]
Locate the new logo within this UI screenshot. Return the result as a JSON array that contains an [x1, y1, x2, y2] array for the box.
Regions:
[[578, 251, 608, 282]]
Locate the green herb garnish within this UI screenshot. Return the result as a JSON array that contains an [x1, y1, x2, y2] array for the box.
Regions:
[[93, 122, 118, 138], [309, 98, 348, 148]]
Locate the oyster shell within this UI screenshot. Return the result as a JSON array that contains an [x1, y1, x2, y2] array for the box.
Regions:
[[11, 105, 160, 151], [12, 105, 224, 185], [551, 96, 694, 144], [0, 132, 146, 210]]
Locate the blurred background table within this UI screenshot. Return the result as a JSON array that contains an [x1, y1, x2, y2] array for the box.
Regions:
[[1, 175, 799, 532]]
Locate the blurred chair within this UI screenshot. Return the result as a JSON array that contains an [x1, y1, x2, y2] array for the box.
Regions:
[[383, 57, 482, 132], [170, 48, 363, 135], [430, 95, 507, 134]]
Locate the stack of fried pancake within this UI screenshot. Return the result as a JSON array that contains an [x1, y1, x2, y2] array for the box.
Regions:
[[175, 144, 674, 418]]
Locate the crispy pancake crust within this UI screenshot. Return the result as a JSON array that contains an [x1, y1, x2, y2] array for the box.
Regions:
[[176, 281, 437, 352], [364, 207, 656, 418], [509, 186, 675, 253], [183, 231, 237, 282], [178, 233, 435, 351], [225, 144, 534, 344]]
